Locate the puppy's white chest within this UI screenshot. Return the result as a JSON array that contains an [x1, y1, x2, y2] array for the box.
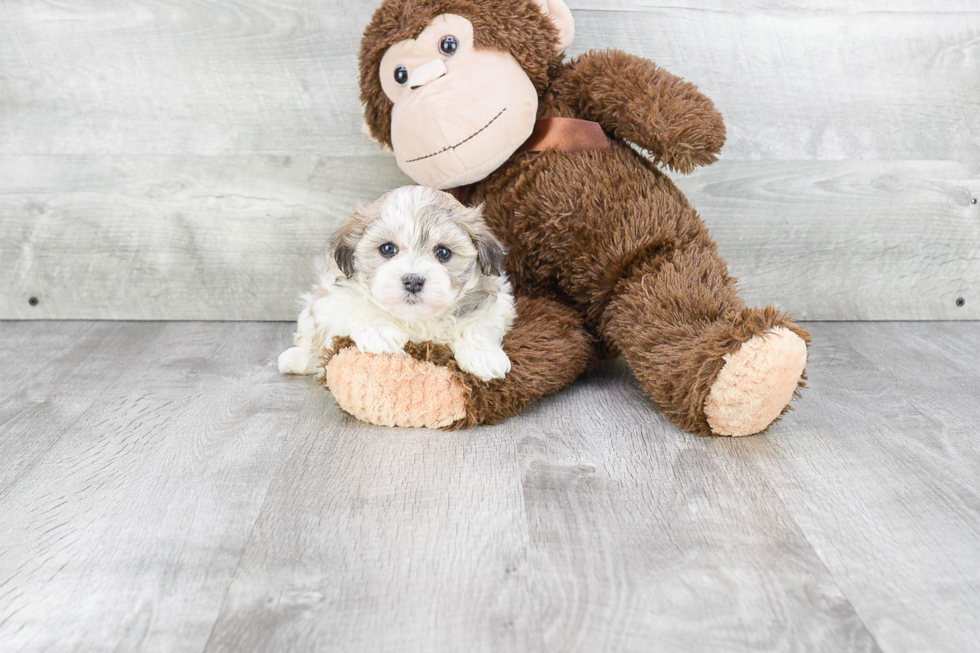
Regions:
[[397, 316, 457, 347]]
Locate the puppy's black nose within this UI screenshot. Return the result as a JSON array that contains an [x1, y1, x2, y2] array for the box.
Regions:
[[403, 274, 425, 295]]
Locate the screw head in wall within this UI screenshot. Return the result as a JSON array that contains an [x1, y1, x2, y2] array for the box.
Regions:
[[28, 296, 39, 306], [956, 298, 966, 307]]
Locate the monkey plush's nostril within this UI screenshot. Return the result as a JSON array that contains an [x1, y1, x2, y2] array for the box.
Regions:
[[409, 59, 448, 89], [403, 274, 425, 294]]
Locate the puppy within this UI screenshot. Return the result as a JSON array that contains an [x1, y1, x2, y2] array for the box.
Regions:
[[278, 186, 515, 382]]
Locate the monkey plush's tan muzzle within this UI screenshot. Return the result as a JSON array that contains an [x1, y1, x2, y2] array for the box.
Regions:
[[390, 51, 539, 189], [409, 59, 447, 89]]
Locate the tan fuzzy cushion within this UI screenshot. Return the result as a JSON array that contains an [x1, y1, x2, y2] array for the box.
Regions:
[[324, 347, 467, 430]]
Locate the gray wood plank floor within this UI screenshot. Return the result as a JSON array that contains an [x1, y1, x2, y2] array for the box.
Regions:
[[0, 321, 977, 652]]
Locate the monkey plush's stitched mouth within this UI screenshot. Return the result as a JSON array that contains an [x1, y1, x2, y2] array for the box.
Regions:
[[405, 108, 507, 163]]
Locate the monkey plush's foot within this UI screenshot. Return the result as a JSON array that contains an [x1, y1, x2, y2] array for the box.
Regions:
[[321, 296, 594, 430], [703, 327, 808, 437], [325, 346, 468, 429]]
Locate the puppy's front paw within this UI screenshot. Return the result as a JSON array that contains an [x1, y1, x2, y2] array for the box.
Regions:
[[453, 344, 511, 382], [351, 325, 408, 356], [278, 346, 316, 376]]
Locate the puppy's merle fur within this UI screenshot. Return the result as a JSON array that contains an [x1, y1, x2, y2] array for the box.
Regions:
[[279, 186, 515, 382]]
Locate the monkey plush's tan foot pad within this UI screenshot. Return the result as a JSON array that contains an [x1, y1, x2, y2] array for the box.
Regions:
[[704, 327, 808, 437], [325, 347, 467, 429]]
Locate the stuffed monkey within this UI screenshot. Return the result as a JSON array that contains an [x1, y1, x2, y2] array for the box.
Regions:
[[323, 0, 810, 437]]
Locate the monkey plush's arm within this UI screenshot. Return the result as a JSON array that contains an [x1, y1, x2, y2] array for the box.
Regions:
[[556, 50, 726, 174]]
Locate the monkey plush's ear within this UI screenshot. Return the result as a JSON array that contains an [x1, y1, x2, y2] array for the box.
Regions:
[[530, 0, 576, 52]]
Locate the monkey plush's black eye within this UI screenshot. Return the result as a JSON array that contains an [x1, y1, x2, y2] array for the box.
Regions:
[[434, 246, 452, 262], [394, 66, 409, 86], [380, 243, 399, 258], [439, 35, 459, 56]]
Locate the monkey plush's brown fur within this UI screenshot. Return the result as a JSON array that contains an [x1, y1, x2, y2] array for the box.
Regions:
[[344, 0, 810, 435]]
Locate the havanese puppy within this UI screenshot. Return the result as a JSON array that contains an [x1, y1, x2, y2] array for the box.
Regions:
[[278, 185, 515, 381]]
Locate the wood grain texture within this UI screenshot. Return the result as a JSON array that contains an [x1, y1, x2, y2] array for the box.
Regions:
[[0, 0, 379, 157], [512, 372, 881, 653], [571, 2, 980, 162], [0, 322, 300, 651], [577, 1, 980, 11], [731, 321, 980, 653], [1, 1, 978, 320], [676, 160, 980, 321], [0, 322, 158, 496], [2, 321, 980, 651], [0, 154, 407, 320], [2, 158, 974, 320], [3, 0, 976, 160], [203, 362, 883, 653]]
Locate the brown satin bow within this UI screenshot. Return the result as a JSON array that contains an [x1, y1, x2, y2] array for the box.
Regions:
[[449, 118, 610, 205]]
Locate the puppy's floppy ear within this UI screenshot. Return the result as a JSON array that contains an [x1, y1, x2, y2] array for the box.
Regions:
[[333, 239, 356, 278], [331, 204, 375, 278], [476, 229, 507, 277], [461, 204, 506, 276]]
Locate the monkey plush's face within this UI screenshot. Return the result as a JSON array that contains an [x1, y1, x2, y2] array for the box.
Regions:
[[379, 14, 539, 190]]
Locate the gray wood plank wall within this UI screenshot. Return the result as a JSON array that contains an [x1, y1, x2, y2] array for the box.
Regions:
[[1, 1, 978, 320]]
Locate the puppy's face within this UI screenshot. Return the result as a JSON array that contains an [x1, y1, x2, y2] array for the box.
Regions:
[[333, 186, 505, 321]]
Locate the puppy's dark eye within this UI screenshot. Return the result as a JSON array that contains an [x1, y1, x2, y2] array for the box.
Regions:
[[434, 246, 452, 262], [380, 243, 399, 258], [439, 36, 458, 56], [394, 66, 409, 86]]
